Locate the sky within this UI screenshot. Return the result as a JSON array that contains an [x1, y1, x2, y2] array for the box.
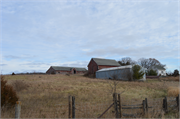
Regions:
[[0, 0, 179, 74]]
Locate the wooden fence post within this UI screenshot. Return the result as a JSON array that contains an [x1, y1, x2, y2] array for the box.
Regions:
[[163, 97, 168, 113], [72, 96, 75, 118], [118, 94, 122, 118], [142, 100, 145, 115], [15, 101, 21, 119], [69, 96, 72, 118], [113, 93, 119, 118], [145, 98, 148, 113], [176, 94, 179, 111]]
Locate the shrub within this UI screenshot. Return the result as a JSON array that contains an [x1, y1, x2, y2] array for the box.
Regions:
[[132, 65, 144, 80], [147, 69, 157, 76], [12, 80, 28, 92], [1, 75, 19, 107], [12, 72, 15, 75]]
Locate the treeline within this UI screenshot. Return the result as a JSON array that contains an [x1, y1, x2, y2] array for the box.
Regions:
[[117, 57, 179, 77], [11, 72, 46, 75]]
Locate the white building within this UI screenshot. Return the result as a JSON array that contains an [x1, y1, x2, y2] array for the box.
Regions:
[[148, 65, 166, 76]]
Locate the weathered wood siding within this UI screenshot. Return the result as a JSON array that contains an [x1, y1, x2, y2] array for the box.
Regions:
[[88, 59, 98, 74]]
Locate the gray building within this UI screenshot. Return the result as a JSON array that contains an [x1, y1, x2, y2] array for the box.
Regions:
[[96, 65, 147, 81]]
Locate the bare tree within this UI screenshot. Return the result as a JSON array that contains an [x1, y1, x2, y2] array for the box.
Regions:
[[138, 58, 166, 69], [118, 57, 137, 66]]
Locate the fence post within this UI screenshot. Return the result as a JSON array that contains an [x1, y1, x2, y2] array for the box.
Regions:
[[145, 98, 148, 113], [163, 97, 168, 113], [113, 93, 119, 118], [15, 101, 21, 119], [69, 96, 72, 118], [118, 94, 122, 118], [176, 94, 179, 111], [142, 100, 145, 115], [72, 96, 75, 118]]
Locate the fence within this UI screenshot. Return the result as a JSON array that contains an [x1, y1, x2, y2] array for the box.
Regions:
[[1, 95, 179, 118]]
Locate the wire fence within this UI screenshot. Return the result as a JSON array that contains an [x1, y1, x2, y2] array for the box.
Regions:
[[1, 96, 179, 118]]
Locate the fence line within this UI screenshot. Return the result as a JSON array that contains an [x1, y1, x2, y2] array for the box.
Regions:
[[1, 95, 179, 118]]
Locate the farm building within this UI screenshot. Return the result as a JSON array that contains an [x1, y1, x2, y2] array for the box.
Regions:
[[96, 65, 147, 81], [46, 66, 87, 74], [87, 58, 120, 74]]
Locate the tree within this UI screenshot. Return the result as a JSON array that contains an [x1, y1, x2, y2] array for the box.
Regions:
[[132, 65, 144, 80], [166, 71, 173, 76], [118, 57, 136, 66], [138, 58, 166, 69], [146, 69, 157, 76], [173, 69, 179, 77]]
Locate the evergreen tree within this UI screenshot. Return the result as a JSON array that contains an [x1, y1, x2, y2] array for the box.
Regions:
[[147, 69, 157, 76], [132, 65, 145, 80], [173, 69, 179, 77]]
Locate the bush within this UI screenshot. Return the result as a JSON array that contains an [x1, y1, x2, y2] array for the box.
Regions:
[[1, 75, 19, 107], [147, 69, 157, 76], [132, 65, 144, 80], [12, 72, 15, 75]]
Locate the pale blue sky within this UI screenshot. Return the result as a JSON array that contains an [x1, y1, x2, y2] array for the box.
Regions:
[[0, 0, 179, 74]]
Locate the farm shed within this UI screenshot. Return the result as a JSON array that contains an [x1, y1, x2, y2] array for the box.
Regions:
[[96, 65, 147, 81], [87, 58, 120, 74], [46, 66, 87, 74]]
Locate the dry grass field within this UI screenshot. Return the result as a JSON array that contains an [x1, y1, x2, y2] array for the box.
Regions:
[[1, 74, 179, 118]]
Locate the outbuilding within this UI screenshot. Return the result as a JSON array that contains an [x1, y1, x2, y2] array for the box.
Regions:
[[96, 65, 147, 81], [46, 66, 87, 74]]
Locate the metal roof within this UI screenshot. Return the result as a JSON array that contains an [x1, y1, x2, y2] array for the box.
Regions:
[[92, 58, 120, 66], [51, 66, 87, 71], [96, 65, 132, 72]]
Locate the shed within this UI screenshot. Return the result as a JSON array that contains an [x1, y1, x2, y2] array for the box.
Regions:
[[96, 65, 147, 81]]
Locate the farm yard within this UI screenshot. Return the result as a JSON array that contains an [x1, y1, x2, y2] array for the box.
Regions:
[[1, 74, 179, 118]]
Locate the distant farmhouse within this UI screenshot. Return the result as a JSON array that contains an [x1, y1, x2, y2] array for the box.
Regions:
[[46, 66, 87, 74], [88, 58, 120, 74], [148, 65, 166, 76]]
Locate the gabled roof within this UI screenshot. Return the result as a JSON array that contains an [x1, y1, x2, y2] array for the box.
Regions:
[[51, 66, 87, 71], [92, 58, 120, 66], [150, 65, 166, 70]]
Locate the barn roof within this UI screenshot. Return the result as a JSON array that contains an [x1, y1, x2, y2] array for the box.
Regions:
[[51, 66, 87, 71], [92, 58, 120, 66]]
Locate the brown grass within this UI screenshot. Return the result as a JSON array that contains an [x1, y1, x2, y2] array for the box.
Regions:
[[1, 74, 179, 118], [167, 86, 180, 97]]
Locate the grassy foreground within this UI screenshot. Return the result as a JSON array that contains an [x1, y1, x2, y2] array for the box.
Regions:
[[1, 74, 179, 118]]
